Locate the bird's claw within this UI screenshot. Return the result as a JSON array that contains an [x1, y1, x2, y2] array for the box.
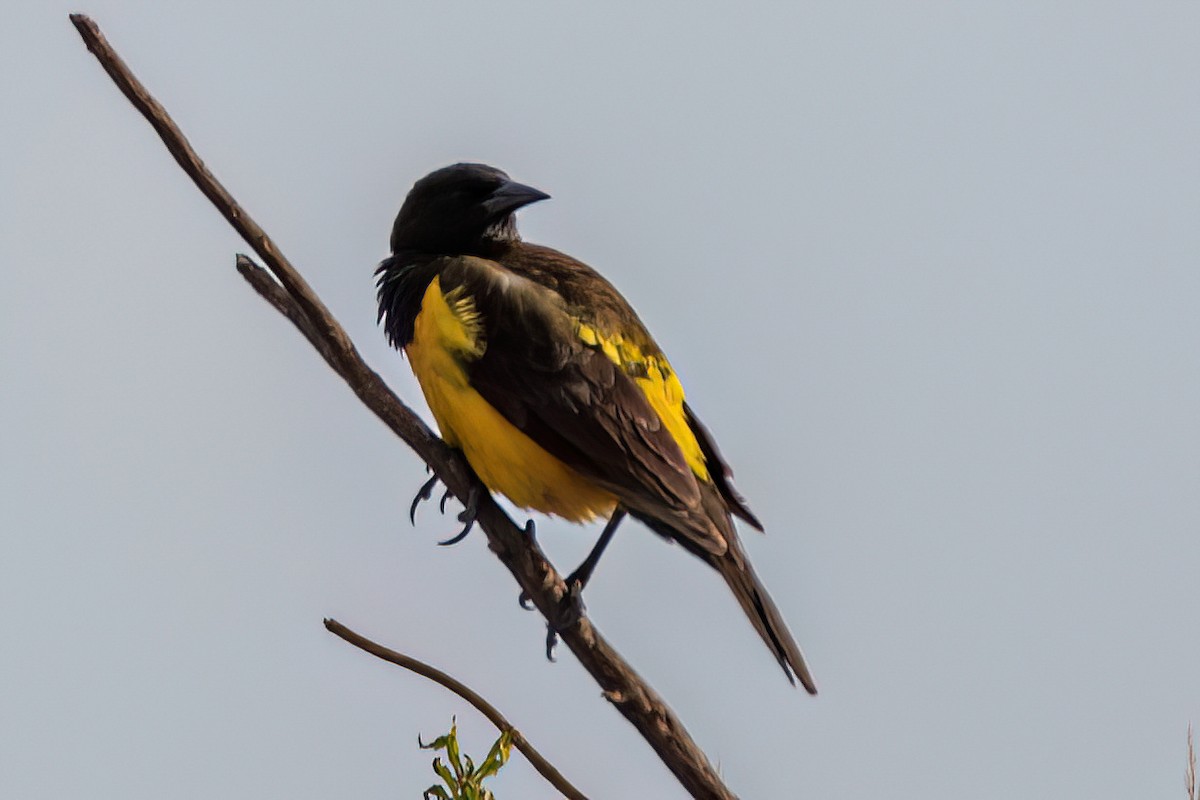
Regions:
[[411, 472, 482, 547], [436, 483, 480, 546], [408, 474, 440, 525]]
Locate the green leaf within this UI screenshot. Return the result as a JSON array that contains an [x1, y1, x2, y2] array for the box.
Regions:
[[431, 757, 457, 792], [474, 731, 513, 781], [419, 719, 509, 799], [446, 721, 464, 781], [419, 734, 451, 752]]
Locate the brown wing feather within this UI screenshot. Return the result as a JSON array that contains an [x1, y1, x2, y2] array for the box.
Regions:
[[434, 255, 725, 555], [683, 402, 763, 531]]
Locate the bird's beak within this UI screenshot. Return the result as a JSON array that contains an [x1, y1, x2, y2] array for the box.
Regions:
[[482, 180, 551, 217]]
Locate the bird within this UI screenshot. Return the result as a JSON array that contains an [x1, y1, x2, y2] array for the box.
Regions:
[[376, 163, 816, 692]]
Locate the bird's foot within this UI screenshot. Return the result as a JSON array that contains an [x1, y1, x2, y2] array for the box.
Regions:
[[408, 473, 440, 525], [558, 575, 587, 629], [544, 582, 585, 662], [543, 578, 586, 662], [411, 471, 482, 547], [437, 482, 480, 546], [524, 561, 589, 609]]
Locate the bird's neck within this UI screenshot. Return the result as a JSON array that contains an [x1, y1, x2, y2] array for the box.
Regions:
[[391, 234, 519, 264], [482, 216, 521, 245]]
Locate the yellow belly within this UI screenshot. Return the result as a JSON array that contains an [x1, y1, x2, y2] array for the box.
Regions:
[[406, 278, 617, 522]]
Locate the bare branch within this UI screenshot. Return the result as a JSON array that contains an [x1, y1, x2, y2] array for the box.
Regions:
[[325, 619, 587, 800], [71, 14, 738, 799], [1187, 724, 1197, 800]]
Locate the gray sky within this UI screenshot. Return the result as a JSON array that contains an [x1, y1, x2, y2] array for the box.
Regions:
[[3, 2, 1199, 798]]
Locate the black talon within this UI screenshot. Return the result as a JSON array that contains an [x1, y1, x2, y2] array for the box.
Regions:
[[408, 474, 440, 525], [438, 489, 453, 514], [436, 483, 480, 546], [437, 523, 473, 547], [545, 625, 559, 662]]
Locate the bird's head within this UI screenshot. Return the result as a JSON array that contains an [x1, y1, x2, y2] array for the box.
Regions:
[[389, 163, 550, 255]]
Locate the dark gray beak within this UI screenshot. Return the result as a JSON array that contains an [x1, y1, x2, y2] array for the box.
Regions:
[[482, 180, 551, 217]]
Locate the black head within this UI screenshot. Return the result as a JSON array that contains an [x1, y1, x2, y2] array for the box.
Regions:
[[389, 163, 550, 255]]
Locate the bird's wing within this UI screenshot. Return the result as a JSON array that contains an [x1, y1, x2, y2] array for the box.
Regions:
[[435, 255, 726, 554], [683, 402, 763, 531]]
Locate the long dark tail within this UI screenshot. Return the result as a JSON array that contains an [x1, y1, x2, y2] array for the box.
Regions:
[[710, 533, 817, 694], [678, 403, 815, 689], [635, 507, 817, 693]]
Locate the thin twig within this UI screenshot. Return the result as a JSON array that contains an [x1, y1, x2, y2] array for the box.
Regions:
[[70, 13, 738, 800], [325, 619, 586, 800], [1187, 724, 1196, 800]]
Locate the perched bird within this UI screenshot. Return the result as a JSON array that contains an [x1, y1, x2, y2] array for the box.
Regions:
[[377, 163, 816, 692]]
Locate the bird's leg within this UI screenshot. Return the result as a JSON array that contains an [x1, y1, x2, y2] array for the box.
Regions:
[[437, 481, 480, 546], [408, 472, 440, 525], [563, 507, 627, 593], [519, 507, 626, 609], [534, 507, 628, 661]]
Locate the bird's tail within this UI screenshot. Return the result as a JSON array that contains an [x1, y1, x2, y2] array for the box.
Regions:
[[711, 534, 818, 694], [631, 496, 816, 692]]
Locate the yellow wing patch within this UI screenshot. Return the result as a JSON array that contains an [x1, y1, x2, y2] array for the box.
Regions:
[[576, 322, 710, 481]]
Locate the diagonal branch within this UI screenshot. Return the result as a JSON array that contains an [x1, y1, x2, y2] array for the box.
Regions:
[[70, 13, 738, 800], [325, 619, 586, 800]]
